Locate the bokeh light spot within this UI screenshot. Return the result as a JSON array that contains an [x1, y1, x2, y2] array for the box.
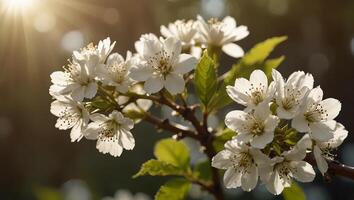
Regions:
[[61, 31, 85, 52], [201, 0, 225, 18], [33, 12, 56, 33]]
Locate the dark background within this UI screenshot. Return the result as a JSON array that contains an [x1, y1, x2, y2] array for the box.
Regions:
[[1, 0, 354, 199]]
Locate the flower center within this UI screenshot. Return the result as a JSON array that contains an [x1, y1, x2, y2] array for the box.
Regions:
[[250, 121, 265, 136], [282, 87, 302, 111], [110, 62, 127, 84], [232, 152, 253, 172], [275, 162, 291, 179], [99, 121, 121, 138], [304, 103, 328, 122], [149, 50, 173, 78]]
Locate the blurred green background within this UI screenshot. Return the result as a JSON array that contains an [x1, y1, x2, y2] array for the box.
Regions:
[[1, 0, 354, 199]]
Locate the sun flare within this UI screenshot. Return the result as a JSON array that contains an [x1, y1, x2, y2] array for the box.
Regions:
[[4, 0, 36, 11]]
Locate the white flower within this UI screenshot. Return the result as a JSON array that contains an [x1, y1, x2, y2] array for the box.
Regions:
[[85, 111, 135, 157], [313, 123, 348, 175], [130, 34, 197, 94], [73, 37, 115, 64], [49, 55, 101, 102], [50, 96, 89, 142], [197, 15, 249, 58], [212, 140, 270, 191], [226, 70, 276, 109], [225, 103, 279, 148], [160, 19, 198, 49], [97, 51, 134, 93], [102, 189, 151, 200], [292, 86, 341, 141], [272, 69, 314, 119], [261, 148, 315, 195]]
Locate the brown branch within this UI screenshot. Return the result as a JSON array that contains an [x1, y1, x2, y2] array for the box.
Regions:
[[305, 154, 354, 181], [143, 113, 199, 140]]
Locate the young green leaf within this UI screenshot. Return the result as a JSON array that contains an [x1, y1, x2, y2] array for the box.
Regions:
[[264, 56, 285, 79], [154, 139, 190, 169], [194, 51, 217, 108], [282, 182, 306, 200], [155, 178, 191, 200], [133, 159, 185, 178]]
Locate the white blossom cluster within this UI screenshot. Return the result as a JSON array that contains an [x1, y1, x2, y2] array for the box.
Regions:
[[49, 15, 248, 157], [212, 69, 347, 195]]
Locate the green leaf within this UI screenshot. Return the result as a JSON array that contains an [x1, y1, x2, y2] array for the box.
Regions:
[[264, 56, 285, 79], [241, 36, 287, 66], [194, 51, 217, 108], [193, 160, 212, 182], [155, 178, 191, 200], [282, 182, 306, 200], [133, 159, 185, 178], [209, 36, 287, 110], [154, 139, 190, 169], [213, 128, 236, 152]]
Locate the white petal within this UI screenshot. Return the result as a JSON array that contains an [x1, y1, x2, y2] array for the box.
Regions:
[[265, 171, 284, 195], [223, 168, 242, 188], [297, 134, 312, 150], [163, 37, 181, 58], [314, 145, 328, 175], [130, 66, 154, 81], [71, 86, 85, 102], [292, 114, 310, 132], [309, 122, 334, 141], [84, 122, 100, 140], [251, 131, 274, 148], [221, 43, 244, 58], [55, 115, 79, 130], [327, 123, 348, 148], [254, 102, 271, 121], [306, 87, 323, 106], [224, 110, 248, 132], [96, 137, 123, 157], [222, 16, 236, 28], [90, 113, 109, 122], [250, 149, 271, 165], [160, 25, 173, 38], [235, 133, 253, 143], [264, 115, 280, 132], [276, 106, 297, 119], [119, 129, 135, 150], [50, 71, 70, 85], [226, 85, 249, 106], [283, 147, 306, 161], [212, 150, 233, 169], [320, 98, 341, 120], [164, 73, 185, 94], [144, 76, 164, 94], [250, 70, 268, 90], [272, 69, 285, 98], [84, 82, 97, 99], [241, 165, 258, 191], [50, 100, 69, 117], [290, 161, 315, 182], [174, 54, 197, 74], [70, 121, 84, 142]]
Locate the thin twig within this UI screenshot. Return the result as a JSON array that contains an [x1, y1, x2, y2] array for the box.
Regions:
[[305, 154, 354, 181], [143, 113, 199, 140]]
